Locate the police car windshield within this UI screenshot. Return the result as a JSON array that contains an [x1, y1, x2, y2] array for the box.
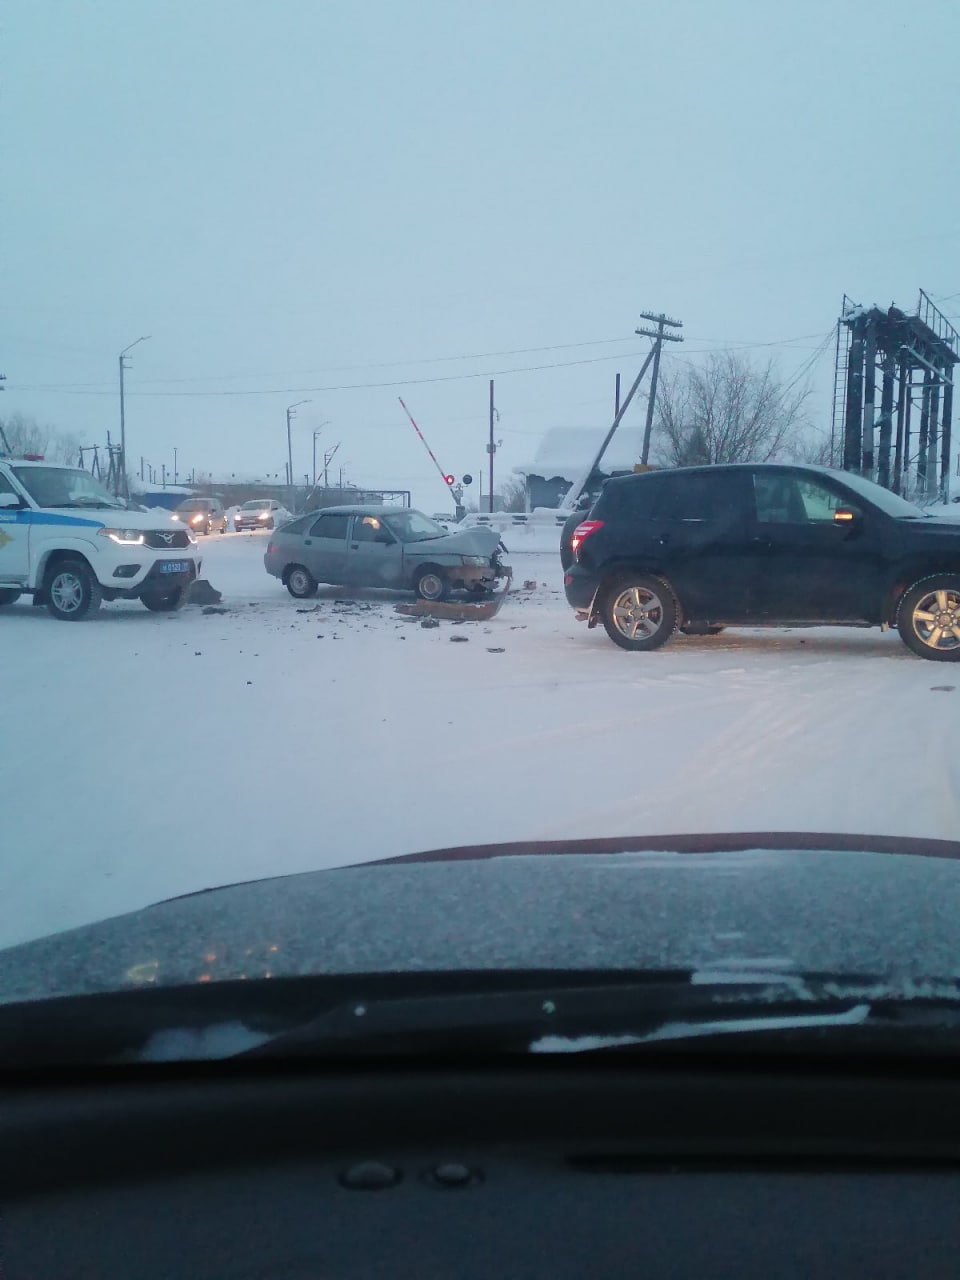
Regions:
[[12, 467, 126, 510]]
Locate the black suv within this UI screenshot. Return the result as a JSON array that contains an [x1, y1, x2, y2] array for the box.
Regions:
[[564, 463, 960, 661]]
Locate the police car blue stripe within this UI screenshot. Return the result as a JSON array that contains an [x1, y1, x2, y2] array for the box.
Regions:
[[0, 511, 105, 529]]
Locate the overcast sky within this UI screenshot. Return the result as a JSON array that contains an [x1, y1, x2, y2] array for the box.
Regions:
[[4, 0, 958, 507]]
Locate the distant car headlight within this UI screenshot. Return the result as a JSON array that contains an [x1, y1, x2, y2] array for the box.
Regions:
[[462, 555, 488, 567], [98, 528, 145, 546], [191, 514, 204, 524], [258, 511, 270, 520]]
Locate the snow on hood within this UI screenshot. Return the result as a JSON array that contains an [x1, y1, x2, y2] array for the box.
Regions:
[[36, 506, 198, 531], [3, 844, 960, 1005]]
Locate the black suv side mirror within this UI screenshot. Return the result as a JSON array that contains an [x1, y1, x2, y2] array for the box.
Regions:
[[833, 507, 860, 527]]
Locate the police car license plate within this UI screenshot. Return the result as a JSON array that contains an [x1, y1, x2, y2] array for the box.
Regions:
[[159, 560, 189, 574]]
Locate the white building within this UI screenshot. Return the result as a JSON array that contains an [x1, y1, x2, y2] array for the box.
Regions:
[[512, 426, 646, 509]]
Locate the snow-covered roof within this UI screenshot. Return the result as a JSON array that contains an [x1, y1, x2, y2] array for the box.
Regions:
[[513, 426, 645, 482]]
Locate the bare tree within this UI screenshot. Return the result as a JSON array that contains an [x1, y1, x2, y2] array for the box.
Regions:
[[499, 477, 527, 513], [0, 412, 81, 465], [654, 353, 811, 467], [785, 427, 836, 467]]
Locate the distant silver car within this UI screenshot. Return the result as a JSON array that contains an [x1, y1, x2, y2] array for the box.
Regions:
[[263, 506, 506, 601], [235, 499, 292, 532]]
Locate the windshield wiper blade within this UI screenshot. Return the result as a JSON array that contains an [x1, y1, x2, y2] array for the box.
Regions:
[[237, 973, 960, 1060], [4, 970, 960, 1068]]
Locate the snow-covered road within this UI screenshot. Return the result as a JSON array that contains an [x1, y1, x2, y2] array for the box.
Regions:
[[3, 531, 957, 948]]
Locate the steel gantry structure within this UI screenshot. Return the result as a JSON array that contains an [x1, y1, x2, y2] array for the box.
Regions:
[[832, 290, 959, 501]]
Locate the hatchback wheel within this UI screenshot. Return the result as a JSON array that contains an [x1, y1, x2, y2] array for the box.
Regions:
[[414, 569, 448, 602], [0, 589, 21, 607], [897, 576, 960, 661], [286, 565, 318, 599], [600, 574, 677, 651], [46, 560, 102, 621]]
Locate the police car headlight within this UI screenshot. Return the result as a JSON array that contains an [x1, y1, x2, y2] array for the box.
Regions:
[[99, 528, 146, 546]]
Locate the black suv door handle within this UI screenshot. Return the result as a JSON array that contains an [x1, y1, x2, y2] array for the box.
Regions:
[[752, 535, 773, 549], [655, 532, 671, 546]]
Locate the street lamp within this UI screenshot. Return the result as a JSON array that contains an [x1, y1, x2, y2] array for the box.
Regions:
[[119, 335, 150, 500], [286, 400, 311, 509]]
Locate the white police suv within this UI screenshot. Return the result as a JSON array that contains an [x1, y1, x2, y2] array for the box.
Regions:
[[0, 459, 201, 620]]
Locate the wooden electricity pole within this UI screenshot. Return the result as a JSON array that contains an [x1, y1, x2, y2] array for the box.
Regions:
[[637, 311, 684, 464], [559, 309, 683, 512]]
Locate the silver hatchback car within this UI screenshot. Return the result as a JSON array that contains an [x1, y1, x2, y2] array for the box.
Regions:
[[264, 506, 505, 601]]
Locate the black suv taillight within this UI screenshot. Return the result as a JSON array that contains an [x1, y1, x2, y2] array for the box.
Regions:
[[571, 519, 604, 557]]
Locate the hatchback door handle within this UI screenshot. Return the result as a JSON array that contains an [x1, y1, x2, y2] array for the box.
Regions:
[[304, 539, 312, 545], [350, 542, 359, 549]]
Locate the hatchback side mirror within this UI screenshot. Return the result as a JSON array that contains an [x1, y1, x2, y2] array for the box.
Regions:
[[0, 492, 22, 509]]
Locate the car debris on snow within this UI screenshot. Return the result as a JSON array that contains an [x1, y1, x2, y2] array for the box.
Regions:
[[186, 580, 223, 605]]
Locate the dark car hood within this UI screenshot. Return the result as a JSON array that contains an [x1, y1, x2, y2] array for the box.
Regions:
[[1, 834, 959, 1005], [897, 516, 960, 537]]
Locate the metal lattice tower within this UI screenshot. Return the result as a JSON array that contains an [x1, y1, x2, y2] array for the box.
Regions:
[[832, 290, 959, 501]]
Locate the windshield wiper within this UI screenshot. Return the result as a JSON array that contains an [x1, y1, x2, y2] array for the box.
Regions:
[[239, 974, 960, 1060], [3, 970, 960, 1068]]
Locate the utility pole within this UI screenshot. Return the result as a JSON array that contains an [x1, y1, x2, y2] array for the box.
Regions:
[[286, 400, 311, 511], [311, 422, 329, 485], [560, 308, 683, 512], [173, 447, 178, 486], [118, 336, 150, 500], [615, 372, 621, 416], [487, 378, 495, 513], [323, 443, 340, 487], [637, 312, 683, 465]]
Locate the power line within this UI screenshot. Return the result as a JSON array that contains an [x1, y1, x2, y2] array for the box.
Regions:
[[9, 331, 836, 399]]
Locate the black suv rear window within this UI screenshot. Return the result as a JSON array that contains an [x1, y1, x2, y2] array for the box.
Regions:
[[650, 472, 743, 520], [597, 471, 743, 522]]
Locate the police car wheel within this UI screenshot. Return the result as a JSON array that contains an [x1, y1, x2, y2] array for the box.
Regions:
[[46, 560, 102, 621]]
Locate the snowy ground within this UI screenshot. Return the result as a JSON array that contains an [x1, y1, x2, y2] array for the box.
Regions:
[[3, 530, 959, 949]]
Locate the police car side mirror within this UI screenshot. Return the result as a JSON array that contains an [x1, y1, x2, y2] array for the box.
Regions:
[[0, 492, 22, 509]]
